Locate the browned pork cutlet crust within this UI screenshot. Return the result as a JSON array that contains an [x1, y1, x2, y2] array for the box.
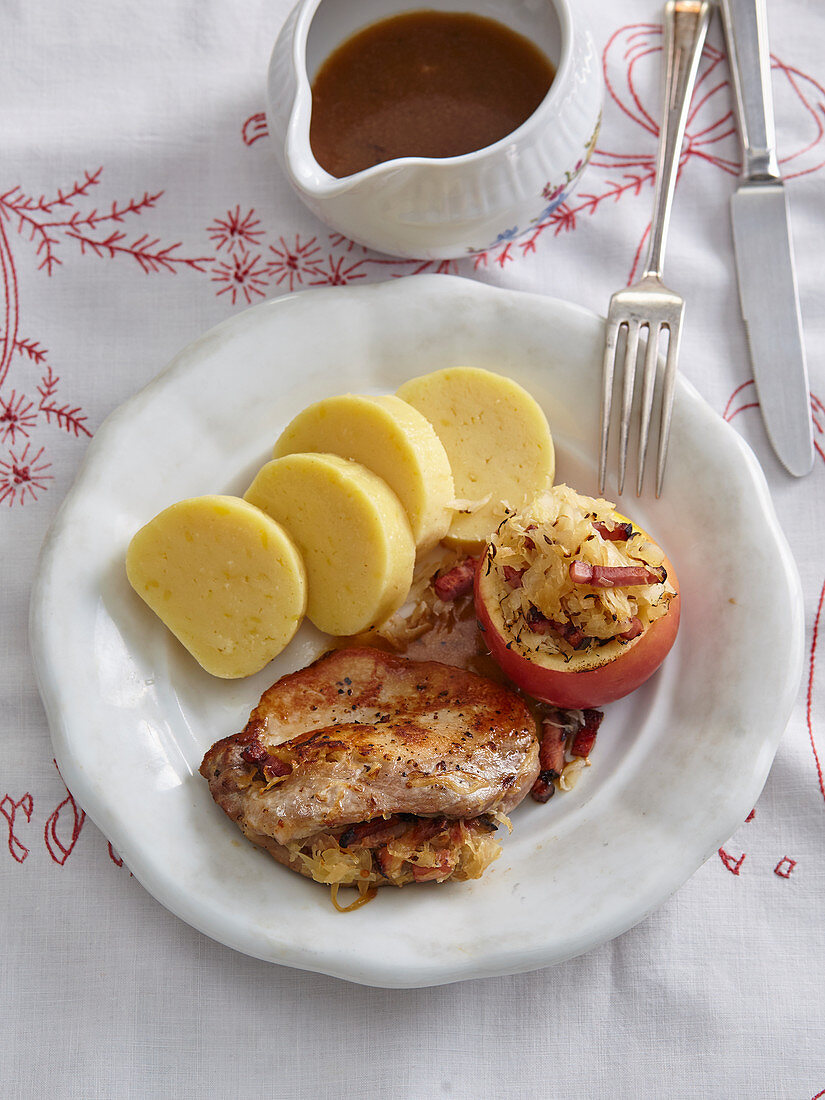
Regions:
[[200, 648, 540, 851]]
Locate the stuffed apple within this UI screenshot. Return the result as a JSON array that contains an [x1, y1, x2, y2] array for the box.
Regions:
[[474, 485, 680, 708]]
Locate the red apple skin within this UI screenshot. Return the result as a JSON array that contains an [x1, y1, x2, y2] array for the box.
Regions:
[[474, 554, 680, 710]]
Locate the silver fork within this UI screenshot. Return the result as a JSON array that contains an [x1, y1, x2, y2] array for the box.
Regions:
[[599, 0, 711, 497]]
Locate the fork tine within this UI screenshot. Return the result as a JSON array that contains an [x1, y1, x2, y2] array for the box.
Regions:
[[636, 323, 662, 496], [617, 321, 641, 495], [655, 315, 683, 497], [598, 316, 621, 494], [598, 0, 709, 498]]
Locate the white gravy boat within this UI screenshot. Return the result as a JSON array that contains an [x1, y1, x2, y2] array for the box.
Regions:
[[267, 0, 603, 259]]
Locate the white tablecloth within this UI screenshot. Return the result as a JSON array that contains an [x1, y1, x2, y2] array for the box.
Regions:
[[2, 1, 824, 1097]]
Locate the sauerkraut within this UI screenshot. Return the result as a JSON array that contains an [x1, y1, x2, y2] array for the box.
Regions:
[[485, 484, 676, 660], [282, 814, 502, 894], [351, 544, 465, 650]]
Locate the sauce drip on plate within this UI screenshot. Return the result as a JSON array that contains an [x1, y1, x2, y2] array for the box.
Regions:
[[309, 11, 555, 178], [334, 583, 498, 678]]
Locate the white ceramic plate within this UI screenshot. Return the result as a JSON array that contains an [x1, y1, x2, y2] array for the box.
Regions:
[[30, 275, 803, 988]]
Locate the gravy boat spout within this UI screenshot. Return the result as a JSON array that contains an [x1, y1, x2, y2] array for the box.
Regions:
[[267, 0, 603, 259], [284, 91, 405, 204]]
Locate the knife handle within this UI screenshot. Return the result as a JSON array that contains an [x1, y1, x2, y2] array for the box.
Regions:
[[644, 0, 711, 280], [720, 0, 781, 181]]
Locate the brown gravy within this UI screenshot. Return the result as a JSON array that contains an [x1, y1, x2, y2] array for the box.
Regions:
[[309, 10, 555, 178], [348, 592, 502, 681]]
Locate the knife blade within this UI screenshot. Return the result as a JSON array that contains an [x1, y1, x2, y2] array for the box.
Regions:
[[720, 0, 814, 477]]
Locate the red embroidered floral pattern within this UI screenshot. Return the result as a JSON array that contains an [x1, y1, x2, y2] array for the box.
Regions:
[[211, 246, 269, 305], [774, 857, 797, 878], [266, 234, 324, 292], [0, 168, 212, 507], [717, 847, 746, 876], [0, 442, 52, 506], [208, 205, 265, 254], [1, 793, 34, 863]]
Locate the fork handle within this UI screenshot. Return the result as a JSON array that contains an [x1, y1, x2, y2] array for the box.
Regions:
[[643, 0, 711, 280]]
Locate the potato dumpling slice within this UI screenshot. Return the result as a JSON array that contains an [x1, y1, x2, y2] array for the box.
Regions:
[[396, 366, 555, 549], [125, 495, 307, 679], [244, 453, 415, 636], [273, 394, 454, 551]]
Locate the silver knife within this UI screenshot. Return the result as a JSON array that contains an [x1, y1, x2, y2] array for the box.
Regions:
[[720, 0, 814, 476]]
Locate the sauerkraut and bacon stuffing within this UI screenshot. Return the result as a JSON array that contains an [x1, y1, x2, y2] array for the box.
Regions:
[[483, 485, 676, 660], [238, 808, 504, 911]]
